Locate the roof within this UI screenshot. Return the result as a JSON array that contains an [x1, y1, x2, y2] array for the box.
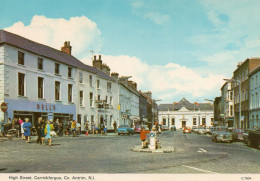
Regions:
[[0, 30, 115, 82], [249, 64, 260, 76], [158, 98, 213, 111]]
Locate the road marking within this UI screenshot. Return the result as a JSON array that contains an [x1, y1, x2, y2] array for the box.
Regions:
[[181, 165, 218, 174], [197, 148, 207, 153]]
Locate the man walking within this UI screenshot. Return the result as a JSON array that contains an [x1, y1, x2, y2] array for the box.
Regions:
[[36, 117, 42, 144], [113, 121, 117, 133]]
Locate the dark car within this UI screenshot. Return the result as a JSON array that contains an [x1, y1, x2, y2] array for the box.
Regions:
[[247, 129, 260, 148], [229, 128, 244, 141], [118, 124, 134, 135], [212, 126, 232, 143]]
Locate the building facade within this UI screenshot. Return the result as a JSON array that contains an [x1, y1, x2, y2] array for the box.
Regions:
[[221, 82, 234, 127], [249, 65, 260, 129], [232, 58, 260, 128], [158, 98, 213, 129]]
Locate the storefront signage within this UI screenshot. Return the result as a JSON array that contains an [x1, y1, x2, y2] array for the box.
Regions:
[[0, 102, 8, 112], [37, 104, 56, 111]]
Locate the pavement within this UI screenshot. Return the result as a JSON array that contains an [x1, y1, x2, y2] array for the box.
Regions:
[[131, 145, 175, 153]]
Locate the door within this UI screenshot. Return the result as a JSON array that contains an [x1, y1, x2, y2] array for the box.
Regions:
[[182, 121, 186, 128]]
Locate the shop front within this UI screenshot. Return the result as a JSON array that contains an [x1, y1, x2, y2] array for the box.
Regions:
[[4, 99, 76, 126]]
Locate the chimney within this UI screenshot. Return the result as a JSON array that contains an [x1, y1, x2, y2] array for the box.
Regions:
[[128, 80, 133, 88], [143, 91, 152, 99], [61, 41, 72, 55], [237, 62, 243, 68], [92, 54, 102, 69], [111, 72, 119, 80], [101, 64, 111, 75], [132, 82, 137, 90]]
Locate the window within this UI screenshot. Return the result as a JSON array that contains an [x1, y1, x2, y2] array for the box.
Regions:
[[211, 118, 214, 125], [193, 118, 196, 125], [105, 96, 108, 103], [38, 58, 43, 70], [230, 91, 233, 101], [68, 84, 73, 103], [163, 118, 166, 125], [97, 79, 100, 89], [98, 94, 101, 101], [202, 118, 206, 126], [68, 67, 72, 78], [89, 75, 93, 86], [80, 91, 84, 106], [90, 92, 93, 107], [91, 115, 94, 123], [230, 105, 233, 116], [79, 72, 83, 83], [55, 81, 60, 101], [110, 96, 112, 104], [55, 63, 60, 74], [110, 115, 113, 127], [171, 118, 175, 125], [107, 82, 112, 91], [18, 73, 25, 96], [38, 77, 44, 98], [18, 51, 24, 65]]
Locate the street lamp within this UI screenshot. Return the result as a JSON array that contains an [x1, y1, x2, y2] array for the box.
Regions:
[[224, 78, 241, 128], [153, 99, 161, 127]]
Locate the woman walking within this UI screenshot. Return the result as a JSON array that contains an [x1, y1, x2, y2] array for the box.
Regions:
[[20, 119, 25, 139], [23, 118, 32, 143], [45, 120, 54, 146]]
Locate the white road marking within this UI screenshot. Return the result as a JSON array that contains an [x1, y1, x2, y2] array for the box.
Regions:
[[197, 148, 207, 153], [181, 165, 218, 174]]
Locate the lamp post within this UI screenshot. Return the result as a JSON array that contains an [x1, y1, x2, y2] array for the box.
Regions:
[[224, 78, 241, 128], [152, 99, 161, 127]]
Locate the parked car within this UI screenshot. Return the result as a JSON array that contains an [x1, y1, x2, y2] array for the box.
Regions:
[[161, 125, 169, 131], [171, 125, 176, 131], [209, 127, 216, 135], [243, 128, 257, 145], [134, 125, 142, 133], [197, 126, 206, 135], [205, 127, 211, 134], [117, 124, 134, 135], [191, 126, 197, 133], [247, 129, 260, 148], [212, 126, 233, 143], [183, 127, 191, 134], [229, 128, 244, 141]]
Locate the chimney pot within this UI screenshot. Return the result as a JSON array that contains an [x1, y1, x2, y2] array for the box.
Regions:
[[61, 41, 72, 55], [99, 55, 101, 60], [94, 55, 96, 60]]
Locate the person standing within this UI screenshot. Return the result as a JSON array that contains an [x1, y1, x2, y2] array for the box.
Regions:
[[14, 119, 20, 137], [35, 117, 42, 144], [0, 120, 4, 137], [85, 122, 89, 136], [140, 127, 150, 149], [23, 118, 32, 143], [20, 120, 25, 139], [45, 120, 54, 146], [113, 121, 117, 133], [40, 124, 45, 145]]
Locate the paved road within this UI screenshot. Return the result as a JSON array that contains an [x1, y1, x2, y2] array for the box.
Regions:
[[0, 130, 259, 173]]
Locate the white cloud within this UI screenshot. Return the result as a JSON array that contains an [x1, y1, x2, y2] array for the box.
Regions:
[[101, 55, 224, 102], [4, 15, 102, 57], [144, 12, 170, 25]]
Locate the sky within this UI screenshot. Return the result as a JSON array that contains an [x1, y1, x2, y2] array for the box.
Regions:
[[1, 0, 260, 103]]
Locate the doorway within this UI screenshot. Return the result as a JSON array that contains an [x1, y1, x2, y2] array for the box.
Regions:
[[182, 121, 186, 128]]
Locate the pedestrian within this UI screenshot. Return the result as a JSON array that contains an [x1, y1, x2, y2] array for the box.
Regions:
[[20, 119, 25, 139], [66, 120, 71, 136], [85, 122, 89, 136], [113, 121, 117, 133], [23, 118, 32, 143], [40, 124, 45, 145], [140, 127, 150, 149], [35, 117, 42, 144], [71, 120, 76, 133], [76, 121, 81, 134], [0, 120, 4, 137], [45, 120, 54, 146], [92, 122, 95, 135], [14, 118, 20, 137], [58, 120, 63, 136], [18, 117, 23, 137]]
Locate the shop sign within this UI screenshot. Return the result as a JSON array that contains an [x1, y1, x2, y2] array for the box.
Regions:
[[37, 104, 56, 111], [0, 102, 8, 112]]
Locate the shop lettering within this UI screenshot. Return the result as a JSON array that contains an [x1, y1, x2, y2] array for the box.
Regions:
[[37, 104, 56, 111]]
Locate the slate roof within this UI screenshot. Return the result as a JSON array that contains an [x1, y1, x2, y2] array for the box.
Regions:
[[158, 98, 213, 111], [0, 30, 115, 82]]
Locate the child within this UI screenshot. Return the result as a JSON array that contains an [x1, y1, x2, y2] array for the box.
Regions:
[[40, 124, 45, 145], [140, 127, 150, 149]]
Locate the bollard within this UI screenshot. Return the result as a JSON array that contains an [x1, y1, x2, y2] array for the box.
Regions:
[[149, 131, 157, 150]]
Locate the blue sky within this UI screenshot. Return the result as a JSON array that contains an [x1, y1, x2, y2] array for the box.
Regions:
[[1, 0, 260, 103]]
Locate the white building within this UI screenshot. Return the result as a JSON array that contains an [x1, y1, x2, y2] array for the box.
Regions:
[[0, 30, 77, 125], [0, 30, 120, 130], [221, 82, 234, 127], [158, 98, 214, 129]]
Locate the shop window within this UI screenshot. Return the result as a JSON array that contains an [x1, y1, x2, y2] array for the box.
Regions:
[[89, 75, 93, 86], [55, 81, 60, 101], [55, 63, 60, 75], [79, 72, 83, 83], [107, 82, 112, 91], [68, 84, 73, 103], [171, 118, 175, 125], [202, 118, 206, 126], [68, 67, 72, 78], [163, 118, 166, 125], [38, 77, 44, 99], [38, 58, 43, 70], [18, 73, 25, 96], [90, 92, 93, 107], [80, 91, 84, 106], [18, 51, 24, 65], [193, 118, 196, 125]]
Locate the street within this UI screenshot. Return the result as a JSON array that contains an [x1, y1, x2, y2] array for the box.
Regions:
[[0, 130, 259, 173]]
